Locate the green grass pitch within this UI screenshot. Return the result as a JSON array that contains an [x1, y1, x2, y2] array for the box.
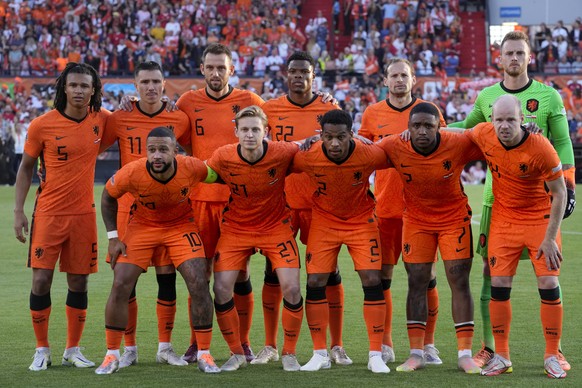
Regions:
[[0, 184, 580, 387]]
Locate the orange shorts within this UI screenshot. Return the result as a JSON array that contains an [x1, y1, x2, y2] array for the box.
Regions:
[[117, 218, 205, 271], [192, 200, 227, 258], [214, 221, 299, 272], [108, 211, 171, 267], [402, 222, 473, 264], [305, 218, 381, 274], [28, 213, 98, 274], [488, 221, 562, 277], [291, 208, 312, 245], [378, 217, 403, 266]]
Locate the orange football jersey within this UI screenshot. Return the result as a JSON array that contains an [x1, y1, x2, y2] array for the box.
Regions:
[[263, 94, 340, 210], [379, 131, 483, 229], [466, 123, 563, 224], [24, 109, 111, 215], [207, 141, 298, 230], [105, 155, 208, 227], [177, 86, 264, 202], [101, 102, 191, 212], [291, 140, 390, 228], [360, 98, 446, 218]]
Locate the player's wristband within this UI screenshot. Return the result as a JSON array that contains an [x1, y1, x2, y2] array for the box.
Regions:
[[563, 167, 575, 191], [107, 230, 118, 239]]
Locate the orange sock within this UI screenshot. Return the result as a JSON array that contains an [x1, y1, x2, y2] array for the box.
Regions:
[[454, 321, 474, 351], [188, 296, 197, 346], [305, 286, 329, 350], [157, 299, 176, 343], [30, 292, 51, 349], [489, 294, 511, 360], [106, 326, 125, 351], [363, 284, 385, 352], [125, 294, 137, 347], [215, 299, 244, 354], [281, 298, 303, 355], [540, 287, 562, 359], [382, 280, 393, 347], [65, 290, 87, 349], [407, 321, 426, 351], [194, 325, 212, 351], [262, 274, 283, 348], [234, 279, 254, 346], [425, 280, 439, 345], [327, 281, 344, 348]]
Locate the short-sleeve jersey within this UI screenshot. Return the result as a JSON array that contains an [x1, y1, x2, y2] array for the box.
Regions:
[[207, 141, 298, 231], [102, 102, 191, 211], [262, 94, 339, 209], [177, 86, 264, 202], [291, 140, 390, 228], [466, 123, 563, 224], [379, 131, 483, 229], [359, 97, 446, 218], [449, 79, 574, 206], [24, 109, 111, 215], [105, 155, 208, 227]]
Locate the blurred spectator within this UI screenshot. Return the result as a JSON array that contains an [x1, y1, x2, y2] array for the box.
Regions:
[[416, 52, 433, 75], [534, 23, 551, 50], [382, 0, 398, 31], [552, 20, 569, 40], [570, 18, 581, 48], [572, 55, 582, 73], [332, 1, 341, 33], [558, 56, 573, 74]]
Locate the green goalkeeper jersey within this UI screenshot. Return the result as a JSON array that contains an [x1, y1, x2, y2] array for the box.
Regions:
[[449, 79, 574, 206]]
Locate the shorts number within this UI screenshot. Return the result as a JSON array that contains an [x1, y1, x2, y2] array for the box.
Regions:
[[275, 125, 294, 141], [277, 240, 297, 258], [369, 238, 380, 256], [128, 136, 142, 154], [57, 146, 68, 161], [183, 232, 203, 247], [195, 118, 204, 136]]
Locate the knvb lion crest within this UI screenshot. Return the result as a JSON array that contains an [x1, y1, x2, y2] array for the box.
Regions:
[[526, 99, 539, 113], [442, 160, 452, 171], [268, 168, 276, 178], [489, 256, 497, 268], [403, 243, 410, 255], [519, 163, 528, 173], [93, 125, 99, 135], [35, 247, 44, 258], [180, 187, 189, 197], [232, 105, 241, 114], [354, 171, 362, 181]]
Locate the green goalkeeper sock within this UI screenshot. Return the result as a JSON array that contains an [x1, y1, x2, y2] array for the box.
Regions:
[[480, 274, 495, 351]]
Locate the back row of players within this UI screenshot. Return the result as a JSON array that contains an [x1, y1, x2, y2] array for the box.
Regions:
[[14, 33, 575, 378]]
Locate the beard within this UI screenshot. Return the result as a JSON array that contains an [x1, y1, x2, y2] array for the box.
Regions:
[[151, 160, 172, 174]]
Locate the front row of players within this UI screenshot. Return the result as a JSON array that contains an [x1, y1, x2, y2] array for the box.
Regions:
[[94, 97, 567, 377]]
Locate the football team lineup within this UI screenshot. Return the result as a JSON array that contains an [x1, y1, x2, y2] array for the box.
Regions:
[[12, 38, 575, 380]]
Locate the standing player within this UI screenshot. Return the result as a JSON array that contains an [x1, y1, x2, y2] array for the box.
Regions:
[[177, 43, 265, 363], [255, 51, 350, 366], [100, 61, 192, 368], [292, 110, 390, 374], [449, 31, 575, 370], [14, 63, 110, 371], [466, 95, 567, 379], [209, 106, 304, 372], [95, 127, 220, 375], [359, 58, 446, 365], [378, 103, 482, 374]]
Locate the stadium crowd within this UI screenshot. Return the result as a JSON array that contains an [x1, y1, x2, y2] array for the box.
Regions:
[[1, 0, 582, 185]]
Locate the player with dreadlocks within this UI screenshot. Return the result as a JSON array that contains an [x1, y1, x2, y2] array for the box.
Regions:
[[14, 63, 111, 371]]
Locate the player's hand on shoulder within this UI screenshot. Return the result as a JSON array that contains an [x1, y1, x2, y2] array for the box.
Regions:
[[400, 129, 411, 142], [299, 134, 321, 151], [354, 134, 373, 145], [108, 238, 127, 269], [523, 122, 542, 134], [119, 95, 138, 112], [14, 210, 29, 243], [316, 91, 339, 106], [161, 96, 179, 112], [536, 238, 563, 271]]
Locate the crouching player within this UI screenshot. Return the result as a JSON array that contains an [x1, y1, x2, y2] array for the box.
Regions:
[[95, 127, 220, 374]]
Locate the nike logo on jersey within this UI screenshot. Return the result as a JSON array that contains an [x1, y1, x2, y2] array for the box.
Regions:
[[139, 194, 151, 198], [285, 258, 296, 263], [90, 262, 97, 267], [55, 136, 67, 140], [400, 164, 411, 168], [315, 173, 326, 177], [229, 172, 241, 176], [455, 248, 466, 253], [377, 124, 389, 129], [278, 116, 289, 120], [126, 127, 137, 131], [371, 258, 380, 263], [195, 108, 205, 112]]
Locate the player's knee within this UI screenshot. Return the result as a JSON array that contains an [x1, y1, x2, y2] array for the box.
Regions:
[[281, 282, 301, 301], [359, 269, 381, 286], [307, 274, 328, 288], [67, 274, 89, 292]]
